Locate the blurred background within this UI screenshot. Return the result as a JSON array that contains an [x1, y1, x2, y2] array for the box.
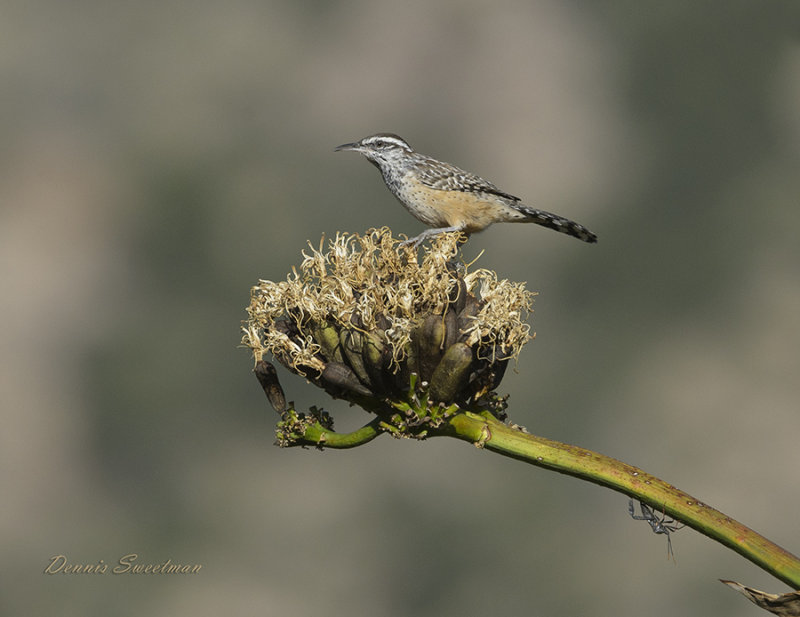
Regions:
[[2, 1, 799, 615]]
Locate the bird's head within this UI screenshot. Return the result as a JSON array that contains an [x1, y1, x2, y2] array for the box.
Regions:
[[335, 133, 414, 169]]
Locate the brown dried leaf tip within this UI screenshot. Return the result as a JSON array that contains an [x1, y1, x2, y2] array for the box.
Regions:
[[721, 580, 800, 616], [242, 228, 534, 424]]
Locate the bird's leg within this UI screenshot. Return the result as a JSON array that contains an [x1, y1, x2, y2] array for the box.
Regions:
[[400, 225, 468, 247]]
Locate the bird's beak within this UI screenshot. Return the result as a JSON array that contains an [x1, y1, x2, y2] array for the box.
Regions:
[[334, 142, 360, 152]]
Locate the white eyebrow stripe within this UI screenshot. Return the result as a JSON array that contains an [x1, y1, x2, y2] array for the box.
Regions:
[[362, 134, 411, 150]]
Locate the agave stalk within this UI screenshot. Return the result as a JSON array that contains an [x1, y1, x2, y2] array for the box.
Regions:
[[242, 228, 800, 602]]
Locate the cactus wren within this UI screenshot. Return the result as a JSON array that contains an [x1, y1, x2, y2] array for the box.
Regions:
[[335, 133, 597, 246]]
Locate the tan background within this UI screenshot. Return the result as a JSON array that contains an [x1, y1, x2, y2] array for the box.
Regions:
[[3, 1, 799, 615]]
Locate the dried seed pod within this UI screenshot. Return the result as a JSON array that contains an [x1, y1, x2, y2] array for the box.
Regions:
[[456, 294, 481, 343], [349, 311, 365, 329], [375, 312, 392, 331], [272, 318, 296, 337], [428, 342, 474, 404], [362, 331, 391, 395], [448, 276, 468, 315], [340, 329, 371, 387], [312, 321, 344, 363], [254, 360, 287, 414], [321, 361, 374, 398], [442, 305, 458, 350], [416, 314, 446, 383]]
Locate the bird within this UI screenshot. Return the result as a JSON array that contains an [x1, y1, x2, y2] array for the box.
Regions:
[[335, 133, 597, 246]]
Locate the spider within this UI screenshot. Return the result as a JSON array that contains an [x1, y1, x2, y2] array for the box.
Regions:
[[628, 499, 685, 561]]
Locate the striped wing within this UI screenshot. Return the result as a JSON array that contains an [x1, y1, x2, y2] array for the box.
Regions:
[[411, 157, 520, 202]]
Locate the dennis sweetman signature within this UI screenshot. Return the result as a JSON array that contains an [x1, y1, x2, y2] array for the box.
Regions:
[[44, 554, 202, 575]]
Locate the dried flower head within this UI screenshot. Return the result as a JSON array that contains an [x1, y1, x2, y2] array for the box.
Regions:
[[243, 228, 534, 424]]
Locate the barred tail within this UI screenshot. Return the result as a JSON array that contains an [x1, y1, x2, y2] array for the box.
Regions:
[[514, 204, 597, 244]]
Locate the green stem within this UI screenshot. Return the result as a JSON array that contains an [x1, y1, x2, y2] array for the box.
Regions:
[[284, 416, 383, 448], [443, 411, 800, 589]]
